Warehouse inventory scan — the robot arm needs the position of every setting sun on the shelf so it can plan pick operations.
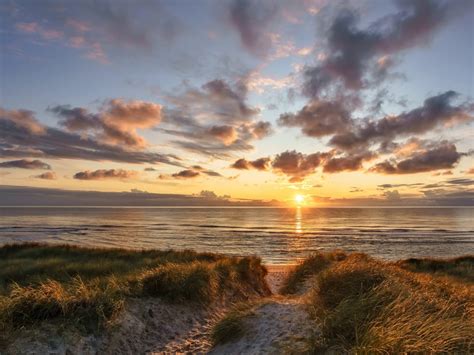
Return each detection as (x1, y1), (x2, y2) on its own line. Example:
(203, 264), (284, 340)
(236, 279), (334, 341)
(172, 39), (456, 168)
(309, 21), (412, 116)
(294, 194), (305, 205)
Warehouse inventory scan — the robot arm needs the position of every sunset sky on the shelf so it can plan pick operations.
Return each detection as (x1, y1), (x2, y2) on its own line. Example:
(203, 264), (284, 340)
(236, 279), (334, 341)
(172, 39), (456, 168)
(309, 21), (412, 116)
(1, 0), (473, 206)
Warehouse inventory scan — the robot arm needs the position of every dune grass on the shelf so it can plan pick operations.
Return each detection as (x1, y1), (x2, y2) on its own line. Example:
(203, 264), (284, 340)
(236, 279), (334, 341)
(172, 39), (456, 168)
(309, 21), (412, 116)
(0, 242), (222, 294)
(280, 250), (347, 294)
(0, 243), (269, 348)
(211, 302), (255, 345)
(295, 253), (474, 353)
(397, 255), (474, 283)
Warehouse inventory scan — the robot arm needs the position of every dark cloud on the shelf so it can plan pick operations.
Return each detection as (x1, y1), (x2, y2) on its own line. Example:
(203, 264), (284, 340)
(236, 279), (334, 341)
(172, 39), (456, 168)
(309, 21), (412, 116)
(50, 99), (162, 149)
(251, 121), (273, 139)
(378, 183), (424, 189)
(0, 185), (278, 206)
(383, 190), (401, 201)
(230, 157), (271, 171)
(303, 0), (471, 97)
(278, 100), (352, 137)
(272, 150), (329, 182)
(323, 151), (375, 173)
(330, 91), (473, 151)
(191, 165), (222, 177)
(1, 110), (181, 166)
(34, 171), (57, 180)
(370, 141), (461, 174)
(74, 169), (138, 180)
(445, 178), (474, 186)
(227, 0), (278, 56)
(0, 159), (51, 170)
(144, 167), (158, 171)
(197, 190), (230, 201)
(171, 169), (200, 179)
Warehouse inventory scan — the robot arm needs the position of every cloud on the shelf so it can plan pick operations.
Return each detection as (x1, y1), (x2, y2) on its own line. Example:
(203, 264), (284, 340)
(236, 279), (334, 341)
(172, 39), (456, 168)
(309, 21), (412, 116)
(191, 165), (222, 177)
(171, 169), (200, 179)
(227, 0), (278, 56)
(34, 171), (57, 180)
(74, 169), (138, 180)
(444, 178), (474, 186)
(330, 91), (473, 151)
(16, 21), (63, 40)
(10, 0), (182, 63)
(230, 157), (271, 171)
(278, 100), (352, 137)
(250, 121), (273, 139)
(207, 125), (238, 145)
(0, 159), (51, 170)
(272, 150), (328, 182)
(50, 99), (162, 149)
(197, 190), (231, 201)
(383, 190), (401, 201)
(0, 185), (278, 207)
(302, 0), (471, 97)
(161, 79), (271, 158)
(0, 115), (181, 166)
(323, 151), (375, 173)
(0, 108), (45, 134)
(370, 141), (461, 174)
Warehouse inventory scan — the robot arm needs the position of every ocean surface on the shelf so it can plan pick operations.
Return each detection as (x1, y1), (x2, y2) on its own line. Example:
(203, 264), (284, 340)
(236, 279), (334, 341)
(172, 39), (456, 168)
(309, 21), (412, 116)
(0, 207), (473, 264)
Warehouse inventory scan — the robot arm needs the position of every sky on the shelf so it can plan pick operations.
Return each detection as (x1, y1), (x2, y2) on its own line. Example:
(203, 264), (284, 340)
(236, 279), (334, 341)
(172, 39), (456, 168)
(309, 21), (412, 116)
(0, 0), (473, 206)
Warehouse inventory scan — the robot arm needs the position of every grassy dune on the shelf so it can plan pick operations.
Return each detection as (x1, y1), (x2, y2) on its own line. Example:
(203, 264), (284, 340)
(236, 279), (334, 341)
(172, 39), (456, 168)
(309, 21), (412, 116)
(1, 243), (473, 353)
(0, 243), (269, 348)
(282, 252), (474, 353)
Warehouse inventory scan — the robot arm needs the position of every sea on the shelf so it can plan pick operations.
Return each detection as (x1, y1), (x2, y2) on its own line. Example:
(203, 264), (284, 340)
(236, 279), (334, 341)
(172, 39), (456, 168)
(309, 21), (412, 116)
(0, 207), (473, 264)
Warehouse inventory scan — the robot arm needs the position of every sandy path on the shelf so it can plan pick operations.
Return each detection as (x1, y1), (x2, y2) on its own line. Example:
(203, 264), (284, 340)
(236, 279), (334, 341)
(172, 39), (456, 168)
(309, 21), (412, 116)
(209, 296), (315, 355)
(209, 264), (317, 355)
(265, 264), (296, 294)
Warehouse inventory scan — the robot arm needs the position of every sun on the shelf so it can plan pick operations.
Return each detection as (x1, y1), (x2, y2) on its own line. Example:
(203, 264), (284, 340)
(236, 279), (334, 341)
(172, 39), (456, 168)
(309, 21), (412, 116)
(294, 194), (305, 205)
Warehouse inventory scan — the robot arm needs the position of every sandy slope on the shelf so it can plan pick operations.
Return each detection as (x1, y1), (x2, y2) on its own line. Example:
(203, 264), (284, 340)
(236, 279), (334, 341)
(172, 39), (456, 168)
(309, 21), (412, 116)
(6, 265), (315, 355)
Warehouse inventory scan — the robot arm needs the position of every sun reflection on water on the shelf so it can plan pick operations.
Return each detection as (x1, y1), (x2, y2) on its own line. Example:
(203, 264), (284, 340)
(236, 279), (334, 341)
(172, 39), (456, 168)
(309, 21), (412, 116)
(295, 206), (302, 234)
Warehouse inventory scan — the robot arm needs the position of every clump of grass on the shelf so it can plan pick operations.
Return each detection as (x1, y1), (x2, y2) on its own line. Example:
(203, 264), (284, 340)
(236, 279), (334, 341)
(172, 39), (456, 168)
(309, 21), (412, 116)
(306, 253), (474, 353)
(0, 277), (125, 330)
(211, 301), (263, 345)
(280, 250), (346, 294)
(0, 243), (223, 294)
(141, 262), (218, 302)
(140, 257), (270, 303)
(397, 255), (474, 283)
(0, 243), (270, 347)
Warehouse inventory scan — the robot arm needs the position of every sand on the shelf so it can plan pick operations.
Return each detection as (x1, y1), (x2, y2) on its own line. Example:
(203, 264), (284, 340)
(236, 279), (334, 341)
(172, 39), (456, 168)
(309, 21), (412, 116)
(265, 264), (296, 294)
(210, 264), (317, 354)
(5, 264), (317, 355)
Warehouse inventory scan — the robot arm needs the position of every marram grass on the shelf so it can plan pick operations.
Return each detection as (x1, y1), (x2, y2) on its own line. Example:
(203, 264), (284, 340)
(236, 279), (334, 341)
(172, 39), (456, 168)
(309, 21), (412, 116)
(291, 252), (474, 353)
(0, 243), (269, 348)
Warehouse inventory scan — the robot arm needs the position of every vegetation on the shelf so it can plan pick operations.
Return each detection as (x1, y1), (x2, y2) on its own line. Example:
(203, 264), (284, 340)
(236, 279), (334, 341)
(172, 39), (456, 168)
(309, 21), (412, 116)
(211, 301), (262, 345)
(280, 250), (346, 294)
(292, 252), (474, 353)
(0, 243), (269, 347)
(397, 255), (474, 283)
